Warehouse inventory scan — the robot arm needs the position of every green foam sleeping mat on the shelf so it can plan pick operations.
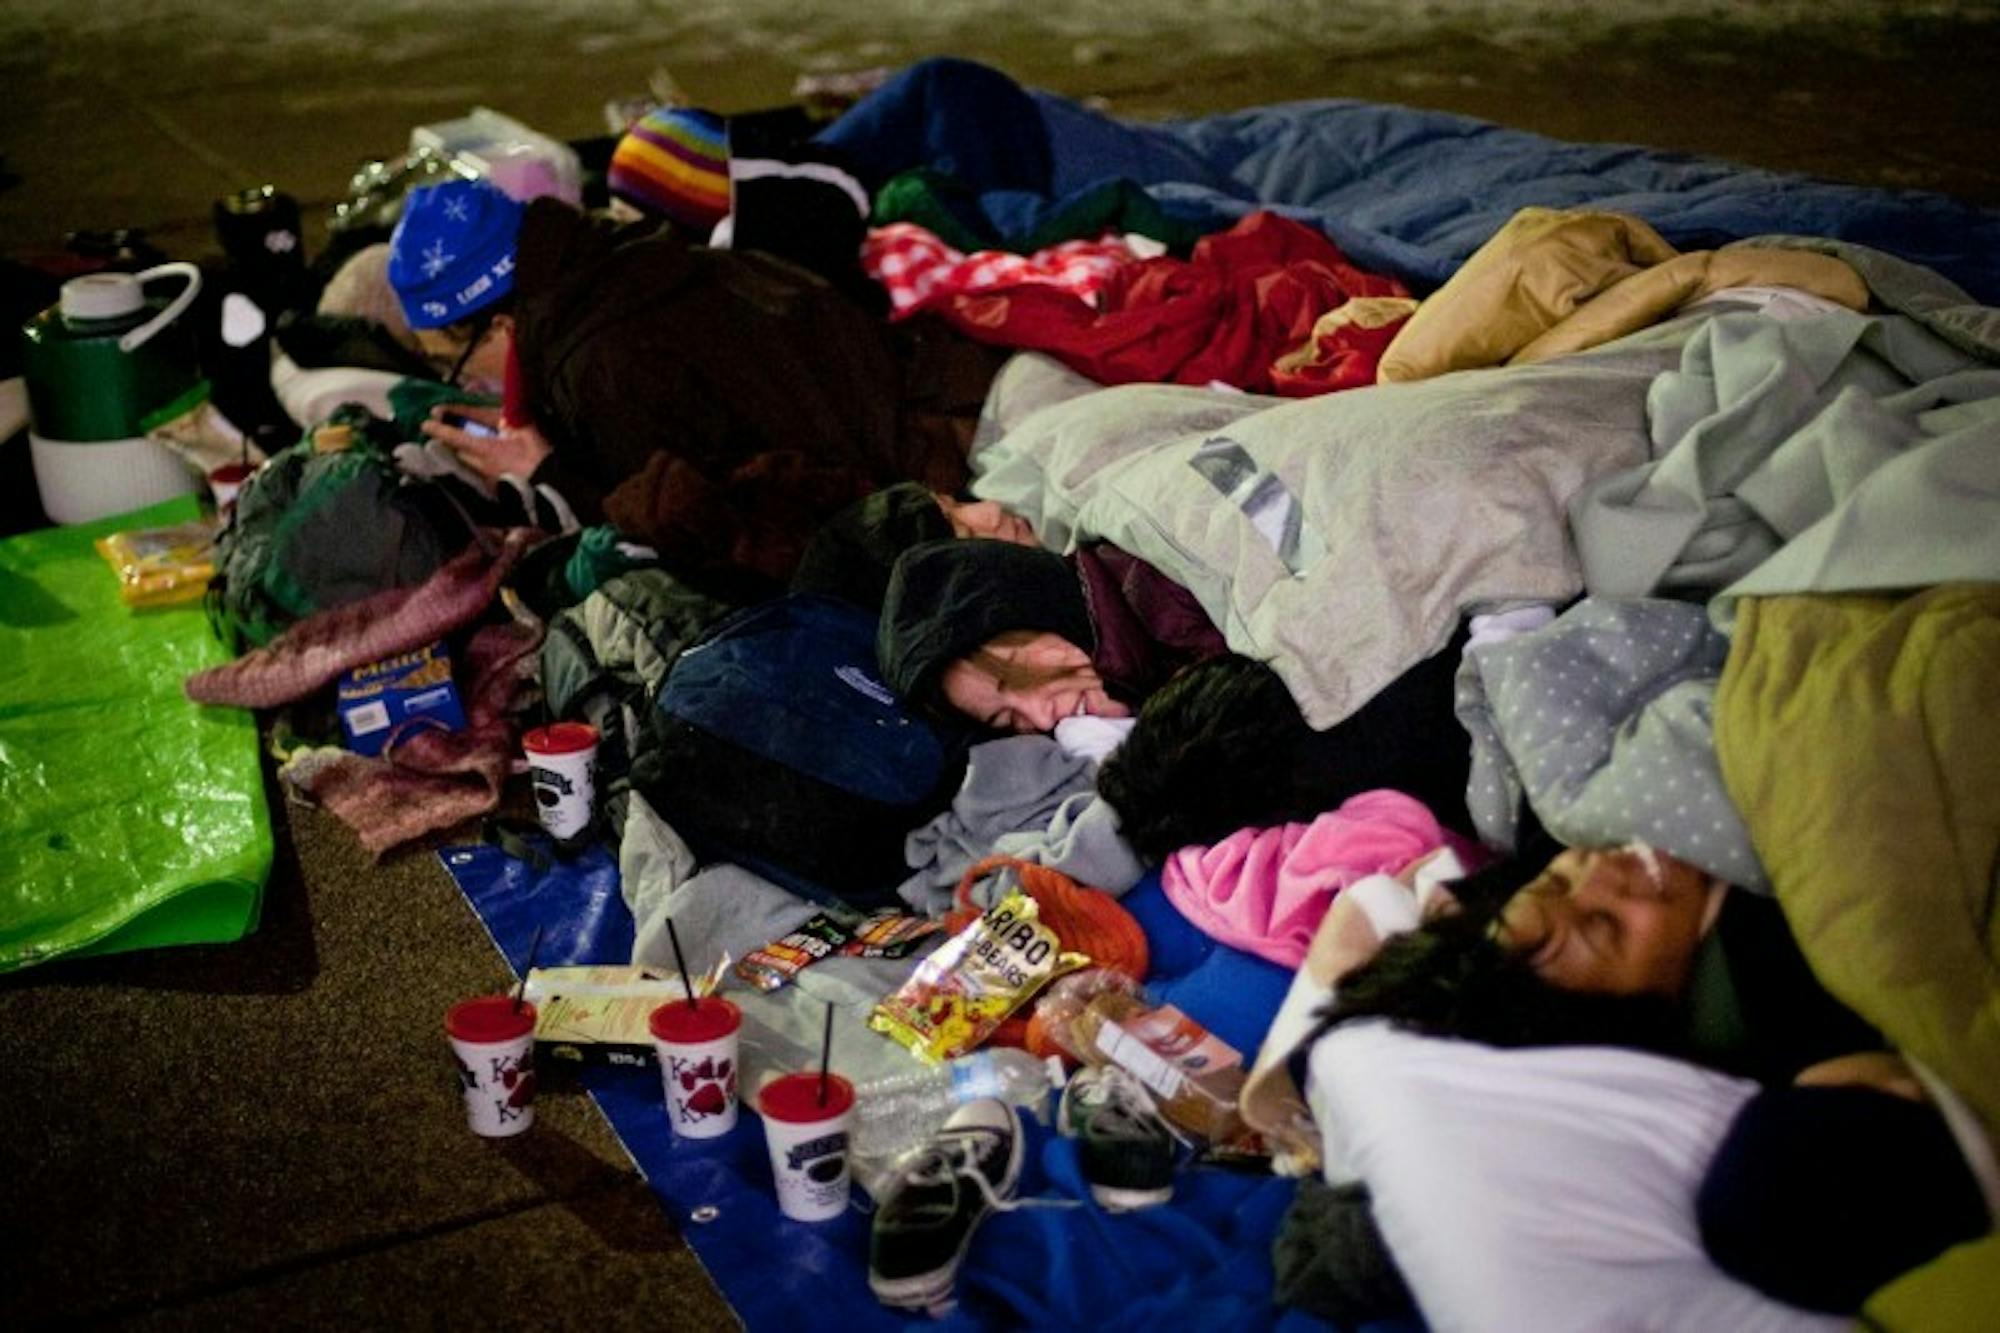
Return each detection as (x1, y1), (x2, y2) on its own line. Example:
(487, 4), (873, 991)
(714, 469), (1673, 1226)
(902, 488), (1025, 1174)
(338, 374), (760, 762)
(1, 496), (270, 971)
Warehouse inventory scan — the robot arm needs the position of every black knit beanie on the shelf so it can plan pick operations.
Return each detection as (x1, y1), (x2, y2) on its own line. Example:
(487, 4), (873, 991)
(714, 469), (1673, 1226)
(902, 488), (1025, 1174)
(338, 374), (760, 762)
(877, 539), (1093, 704)
(1697, 1084), (1990, 1313)
(789, 482), (954, 613)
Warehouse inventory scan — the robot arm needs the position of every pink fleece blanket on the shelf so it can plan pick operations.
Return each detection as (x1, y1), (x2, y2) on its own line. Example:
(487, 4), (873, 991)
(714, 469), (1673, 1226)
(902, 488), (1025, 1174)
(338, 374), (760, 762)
(184, 527), (543, 857)
(1160, 790), (1478, 967)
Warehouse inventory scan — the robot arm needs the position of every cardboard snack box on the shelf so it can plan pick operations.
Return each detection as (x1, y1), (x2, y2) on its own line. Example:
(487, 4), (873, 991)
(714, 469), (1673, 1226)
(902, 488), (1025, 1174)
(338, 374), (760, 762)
(522, 966), (690, 1072)
(336, 642), (466, 757)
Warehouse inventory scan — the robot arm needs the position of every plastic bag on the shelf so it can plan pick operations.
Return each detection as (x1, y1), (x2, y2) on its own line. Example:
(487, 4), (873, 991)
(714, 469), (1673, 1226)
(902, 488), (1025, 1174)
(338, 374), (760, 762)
(329, 147), (465, 236)
(1045, 985), (1259, 1149)
(1025, 965), (1141, 1064)
(93, 518), (221, 608)
(410, 107), (582, 205)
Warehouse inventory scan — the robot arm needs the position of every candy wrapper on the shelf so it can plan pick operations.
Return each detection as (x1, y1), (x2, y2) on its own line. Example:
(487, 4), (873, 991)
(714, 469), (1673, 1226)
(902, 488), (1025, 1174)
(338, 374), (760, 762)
(736, 911), (941, 992)
(847, 912), (940, 959)
(868, 890), (1085, 1063)
(93, 519), (221, 608)
(738, 914), (849, 991)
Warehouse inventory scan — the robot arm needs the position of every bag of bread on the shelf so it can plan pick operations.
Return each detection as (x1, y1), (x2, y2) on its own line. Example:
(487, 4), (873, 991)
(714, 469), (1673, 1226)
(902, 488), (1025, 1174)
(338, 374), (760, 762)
(1062, 989), (1256, 1148)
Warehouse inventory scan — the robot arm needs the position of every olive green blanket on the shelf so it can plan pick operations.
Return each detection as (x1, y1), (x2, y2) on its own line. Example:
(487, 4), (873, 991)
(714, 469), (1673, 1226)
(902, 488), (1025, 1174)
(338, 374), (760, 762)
(1715, 585), (2000, 1328)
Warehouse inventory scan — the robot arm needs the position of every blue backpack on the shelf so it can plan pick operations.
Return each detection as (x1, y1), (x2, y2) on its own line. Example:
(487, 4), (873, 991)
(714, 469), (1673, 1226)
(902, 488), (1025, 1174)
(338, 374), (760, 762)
(633, 594), (967, 906)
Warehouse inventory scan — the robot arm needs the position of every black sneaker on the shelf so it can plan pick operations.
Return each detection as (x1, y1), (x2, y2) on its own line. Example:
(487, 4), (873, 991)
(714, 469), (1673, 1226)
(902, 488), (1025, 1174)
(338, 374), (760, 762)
(1059, 1065), (1176, 1211)
(867, 1097), (1023, 1312)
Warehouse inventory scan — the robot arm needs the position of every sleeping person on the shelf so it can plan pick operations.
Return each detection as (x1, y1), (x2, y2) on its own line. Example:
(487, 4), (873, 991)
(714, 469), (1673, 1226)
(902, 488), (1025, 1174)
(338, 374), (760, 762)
(1096, 645), (1475, 861)
(1315, 835), (1878, 1081)
(876, 536), (1226, 734)
(1281, 838), (1995, 1317)
(874, 531), (1478, 853)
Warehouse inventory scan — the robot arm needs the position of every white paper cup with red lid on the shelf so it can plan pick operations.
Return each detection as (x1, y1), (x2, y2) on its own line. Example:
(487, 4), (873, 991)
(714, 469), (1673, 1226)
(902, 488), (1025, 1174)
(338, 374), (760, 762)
(757, 1071), (856, 1221)
(208, 462), (255, 511)
(445, 995), (538, 1137)
(649, 996), (743, 1139)
(522, 721), (597, 841)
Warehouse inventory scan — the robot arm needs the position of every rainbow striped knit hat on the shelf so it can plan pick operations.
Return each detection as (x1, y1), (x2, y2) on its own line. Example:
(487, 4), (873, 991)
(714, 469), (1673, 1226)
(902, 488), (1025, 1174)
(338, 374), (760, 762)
(607, 107), (730, 233)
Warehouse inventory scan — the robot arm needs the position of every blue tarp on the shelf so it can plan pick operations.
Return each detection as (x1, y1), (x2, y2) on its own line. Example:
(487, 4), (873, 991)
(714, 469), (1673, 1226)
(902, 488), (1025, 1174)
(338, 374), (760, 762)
(442, 840), (1362, 1332)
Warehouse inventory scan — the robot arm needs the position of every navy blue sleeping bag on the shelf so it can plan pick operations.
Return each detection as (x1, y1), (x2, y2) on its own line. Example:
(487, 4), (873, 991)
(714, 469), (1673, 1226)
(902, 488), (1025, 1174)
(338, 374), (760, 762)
(634, 594), (968, 907)
(819, 57), (2000, 303)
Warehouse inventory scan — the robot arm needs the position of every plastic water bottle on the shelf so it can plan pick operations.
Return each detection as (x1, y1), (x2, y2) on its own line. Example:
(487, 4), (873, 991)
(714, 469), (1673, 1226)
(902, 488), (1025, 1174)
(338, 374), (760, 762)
(850, 1048), (1063, 1194)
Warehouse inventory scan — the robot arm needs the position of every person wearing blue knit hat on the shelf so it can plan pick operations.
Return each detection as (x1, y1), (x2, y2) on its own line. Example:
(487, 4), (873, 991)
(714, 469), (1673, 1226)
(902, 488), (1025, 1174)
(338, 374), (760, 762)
(386, 173), (994, 591)
(386, 179), (553, 486)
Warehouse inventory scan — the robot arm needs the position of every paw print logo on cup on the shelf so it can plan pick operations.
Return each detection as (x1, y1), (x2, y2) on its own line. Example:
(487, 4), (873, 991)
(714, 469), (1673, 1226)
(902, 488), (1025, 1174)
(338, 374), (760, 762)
(649, 997), (742, 1140)
(672, 1052), (738, 1123)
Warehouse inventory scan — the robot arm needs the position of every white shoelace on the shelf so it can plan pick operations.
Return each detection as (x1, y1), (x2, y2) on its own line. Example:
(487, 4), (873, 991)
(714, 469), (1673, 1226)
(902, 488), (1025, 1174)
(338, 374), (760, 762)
(902, 1134), (1025, 1214)
(1078, 1069), (1171, 1141)
(897, 1132), (1079, 1213)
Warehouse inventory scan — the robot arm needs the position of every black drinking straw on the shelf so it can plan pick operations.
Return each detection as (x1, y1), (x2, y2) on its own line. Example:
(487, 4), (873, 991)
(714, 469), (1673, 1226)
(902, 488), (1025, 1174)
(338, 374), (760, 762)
(513, 924), (544, 1014)
(665, 917), (698, 1010)
(817, 999), (835, 1107)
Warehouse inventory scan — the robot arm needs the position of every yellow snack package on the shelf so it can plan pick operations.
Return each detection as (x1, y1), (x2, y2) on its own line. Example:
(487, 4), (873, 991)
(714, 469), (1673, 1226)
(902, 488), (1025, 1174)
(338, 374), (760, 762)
(93, 520), (220, 609)
(869, 889), (1085, 1064)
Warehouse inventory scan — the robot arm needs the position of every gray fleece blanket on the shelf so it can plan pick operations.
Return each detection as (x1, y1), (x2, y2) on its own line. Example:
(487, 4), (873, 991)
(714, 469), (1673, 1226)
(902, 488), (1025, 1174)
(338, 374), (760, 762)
(1570, 247), (2000, 607)
(897, 733), (1146, 913)
(972, 322), (1696, 728)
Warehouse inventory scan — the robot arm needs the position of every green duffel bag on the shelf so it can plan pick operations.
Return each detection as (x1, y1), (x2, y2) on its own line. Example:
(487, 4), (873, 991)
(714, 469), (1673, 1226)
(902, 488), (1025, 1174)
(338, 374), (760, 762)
(209, 405), (474, 648)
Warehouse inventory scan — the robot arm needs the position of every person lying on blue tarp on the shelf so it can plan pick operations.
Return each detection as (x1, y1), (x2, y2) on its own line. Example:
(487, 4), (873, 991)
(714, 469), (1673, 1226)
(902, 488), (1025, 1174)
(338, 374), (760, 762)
(1264, 837), (1993, 1321)
(1324, 837), (1881, 1083)
(875, 532), (1480, 866)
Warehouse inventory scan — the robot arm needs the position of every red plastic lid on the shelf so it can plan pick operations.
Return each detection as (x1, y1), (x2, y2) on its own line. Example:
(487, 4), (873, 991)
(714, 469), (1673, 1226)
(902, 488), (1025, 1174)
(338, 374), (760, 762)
(648, 996), (741, 1045)
(757, 1071), (855, 1123)
(209, 463), (255, 485)
(523, 722), (598, 756)
(445, 995), (537, 1043)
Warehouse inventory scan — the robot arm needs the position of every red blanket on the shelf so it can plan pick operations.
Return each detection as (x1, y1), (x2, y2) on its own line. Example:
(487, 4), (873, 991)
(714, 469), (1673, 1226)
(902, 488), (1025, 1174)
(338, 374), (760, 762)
(914, 211), (1409, 394)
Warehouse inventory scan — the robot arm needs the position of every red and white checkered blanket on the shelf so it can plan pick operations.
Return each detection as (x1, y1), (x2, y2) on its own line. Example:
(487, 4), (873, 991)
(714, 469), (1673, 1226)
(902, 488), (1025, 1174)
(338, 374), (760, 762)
(863, 222), (1143, 318)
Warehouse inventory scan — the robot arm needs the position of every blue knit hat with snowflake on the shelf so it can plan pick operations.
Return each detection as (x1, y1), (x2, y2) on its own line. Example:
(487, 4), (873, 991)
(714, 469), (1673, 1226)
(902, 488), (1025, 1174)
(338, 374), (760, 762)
(388, 179), (526, 330)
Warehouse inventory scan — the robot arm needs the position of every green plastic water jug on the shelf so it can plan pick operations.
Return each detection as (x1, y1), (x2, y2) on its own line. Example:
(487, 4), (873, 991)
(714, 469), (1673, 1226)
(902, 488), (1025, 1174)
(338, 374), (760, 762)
(20, 264), (205, 522)
(22, 264), (203, 440)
